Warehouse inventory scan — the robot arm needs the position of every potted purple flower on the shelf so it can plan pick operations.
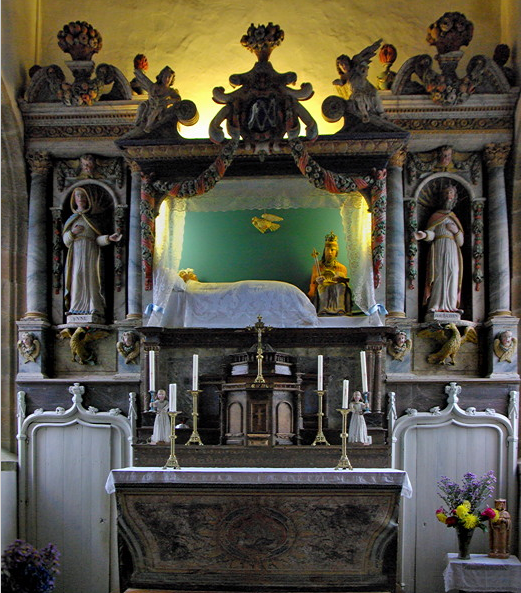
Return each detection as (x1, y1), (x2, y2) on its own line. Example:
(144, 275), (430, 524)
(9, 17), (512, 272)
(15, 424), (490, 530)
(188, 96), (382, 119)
(1, 539), (60, 593)
(435, 471), (498, 559)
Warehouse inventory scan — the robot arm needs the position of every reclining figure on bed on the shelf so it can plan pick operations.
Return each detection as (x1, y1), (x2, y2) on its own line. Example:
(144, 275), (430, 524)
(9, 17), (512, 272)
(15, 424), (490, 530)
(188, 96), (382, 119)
(153, 268), (320, 328)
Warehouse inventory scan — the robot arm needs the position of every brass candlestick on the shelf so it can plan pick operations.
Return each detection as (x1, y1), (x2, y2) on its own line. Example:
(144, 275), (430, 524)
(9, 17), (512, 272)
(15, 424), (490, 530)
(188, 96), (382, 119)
(311, 390), (330, 446)
(163, 411), (181, 470)
(335, 408), (353, 470)
(186, 389), (204, 445)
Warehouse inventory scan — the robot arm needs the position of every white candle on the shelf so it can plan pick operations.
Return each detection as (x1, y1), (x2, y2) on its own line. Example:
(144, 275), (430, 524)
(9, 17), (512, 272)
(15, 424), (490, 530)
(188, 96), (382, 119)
(317, 355), (323, 391)
(169, 383), (177, 412)
(360, 351), (368, 393)
(149, 350), (156, 392)
(342, 379), (349, 409)
(192, 354), (199, 391)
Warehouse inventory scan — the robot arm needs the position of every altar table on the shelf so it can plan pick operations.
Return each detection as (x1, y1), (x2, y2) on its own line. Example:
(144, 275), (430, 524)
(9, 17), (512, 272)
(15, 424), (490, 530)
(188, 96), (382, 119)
(107, 467), (411, 593)
(443, 553), (521, 592)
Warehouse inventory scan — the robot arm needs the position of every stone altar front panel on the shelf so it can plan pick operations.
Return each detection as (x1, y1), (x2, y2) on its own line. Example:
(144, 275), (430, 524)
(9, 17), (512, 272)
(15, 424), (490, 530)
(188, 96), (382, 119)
(109, 468), (410, 593)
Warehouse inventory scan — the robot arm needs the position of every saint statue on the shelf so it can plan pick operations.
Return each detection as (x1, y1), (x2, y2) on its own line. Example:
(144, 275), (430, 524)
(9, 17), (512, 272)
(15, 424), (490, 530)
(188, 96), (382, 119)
(488, 499), (511, 558)
(63, 187), (121, 322)
(414, 184), (464, 313)
(308, 232), (351, 316)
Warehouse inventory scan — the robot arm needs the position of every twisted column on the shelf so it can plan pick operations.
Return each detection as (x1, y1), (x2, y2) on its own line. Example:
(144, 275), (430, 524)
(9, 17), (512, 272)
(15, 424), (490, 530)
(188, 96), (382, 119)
(484, 143), (511, 317)
(386, 148), (407, 317)
(24, 152), (52, 319)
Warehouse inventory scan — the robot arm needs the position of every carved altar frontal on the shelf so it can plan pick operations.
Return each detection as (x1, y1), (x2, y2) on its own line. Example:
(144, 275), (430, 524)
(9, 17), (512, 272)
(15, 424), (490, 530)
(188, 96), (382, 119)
(111, 468), (407, 592)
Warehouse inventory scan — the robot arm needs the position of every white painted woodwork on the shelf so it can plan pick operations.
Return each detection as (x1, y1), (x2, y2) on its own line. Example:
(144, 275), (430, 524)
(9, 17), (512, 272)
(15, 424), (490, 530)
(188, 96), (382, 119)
(18, 386), (133, 593)
(391, 384), (518, 593)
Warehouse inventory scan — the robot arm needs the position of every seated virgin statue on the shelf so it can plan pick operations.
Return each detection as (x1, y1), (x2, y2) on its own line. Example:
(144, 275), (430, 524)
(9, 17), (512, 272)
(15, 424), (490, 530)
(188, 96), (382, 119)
(308, 232), (352, 316)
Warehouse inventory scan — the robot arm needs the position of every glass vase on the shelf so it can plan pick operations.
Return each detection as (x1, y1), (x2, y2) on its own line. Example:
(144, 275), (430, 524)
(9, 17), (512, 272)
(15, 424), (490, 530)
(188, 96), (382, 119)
(456, 525), (474, 559)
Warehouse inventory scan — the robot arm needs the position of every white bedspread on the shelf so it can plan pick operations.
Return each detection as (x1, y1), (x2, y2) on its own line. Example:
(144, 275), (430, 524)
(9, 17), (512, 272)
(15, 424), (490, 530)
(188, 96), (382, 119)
(159, 279), (319, 328)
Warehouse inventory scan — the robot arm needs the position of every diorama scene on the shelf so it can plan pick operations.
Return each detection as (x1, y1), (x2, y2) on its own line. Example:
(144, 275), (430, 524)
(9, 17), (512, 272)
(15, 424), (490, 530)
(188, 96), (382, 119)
(1, 1), (520, 592)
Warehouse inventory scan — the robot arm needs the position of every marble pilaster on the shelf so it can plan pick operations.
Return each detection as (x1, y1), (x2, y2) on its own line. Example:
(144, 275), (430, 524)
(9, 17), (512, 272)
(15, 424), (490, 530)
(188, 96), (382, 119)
(16, 319), (51, 379)
(24, 152), (52, 320)
(386, 149), (407, 318)
(484, 143), (511, 317)
(127, 161), (143, 320)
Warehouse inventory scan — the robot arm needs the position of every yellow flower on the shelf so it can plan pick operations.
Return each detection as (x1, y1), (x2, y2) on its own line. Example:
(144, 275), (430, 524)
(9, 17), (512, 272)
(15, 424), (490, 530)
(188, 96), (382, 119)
(463, 514), (479, 529)
(456, 504), (469, 519)
(436, 512), (447, 523)
(491, 509), (500, 523)
(463, 500), (471, 510)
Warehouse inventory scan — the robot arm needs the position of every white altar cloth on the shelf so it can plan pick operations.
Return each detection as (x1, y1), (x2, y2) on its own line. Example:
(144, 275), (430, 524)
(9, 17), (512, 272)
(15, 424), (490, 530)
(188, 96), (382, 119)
(444, 553), (521, 592)
(105, 467), (412, 498)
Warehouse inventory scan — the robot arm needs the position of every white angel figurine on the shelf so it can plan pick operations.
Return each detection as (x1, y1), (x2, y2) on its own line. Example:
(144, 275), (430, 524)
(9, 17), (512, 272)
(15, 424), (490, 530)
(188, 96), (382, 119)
(348, 391), (371, 445)
(150, 389), (170, 444)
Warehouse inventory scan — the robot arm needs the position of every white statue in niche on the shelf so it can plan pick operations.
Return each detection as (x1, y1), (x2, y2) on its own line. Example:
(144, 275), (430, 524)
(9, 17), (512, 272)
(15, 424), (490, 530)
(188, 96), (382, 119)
(348, 391), (371, 445)
(150, 389), (170, 444)
(63, 187), (121, 322)
(414, 184), (464, 313)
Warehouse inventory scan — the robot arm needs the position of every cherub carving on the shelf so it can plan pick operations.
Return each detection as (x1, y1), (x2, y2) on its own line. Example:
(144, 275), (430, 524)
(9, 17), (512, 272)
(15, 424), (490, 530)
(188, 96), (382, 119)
(17, 332), (41, 363)
(117, 331), (140, 364)
(418, 323), (478, 365)
(493, 330), (517, 363)
(59, 326), (109, 365)
(333, 39), (386, 122)
(387, 331), (412, 361)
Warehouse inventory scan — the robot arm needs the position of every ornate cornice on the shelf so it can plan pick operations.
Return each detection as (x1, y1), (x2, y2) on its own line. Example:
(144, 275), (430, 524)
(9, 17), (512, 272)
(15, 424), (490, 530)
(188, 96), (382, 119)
(484, 143), (511, 168)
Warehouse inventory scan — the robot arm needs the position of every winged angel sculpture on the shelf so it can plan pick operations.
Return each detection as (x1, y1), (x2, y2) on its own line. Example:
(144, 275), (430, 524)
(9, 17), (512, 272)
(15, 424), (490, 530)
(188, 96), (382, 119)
(418, 323), (477, 365)
(209, 23), (318, 156)
(332, 39), (386, 122)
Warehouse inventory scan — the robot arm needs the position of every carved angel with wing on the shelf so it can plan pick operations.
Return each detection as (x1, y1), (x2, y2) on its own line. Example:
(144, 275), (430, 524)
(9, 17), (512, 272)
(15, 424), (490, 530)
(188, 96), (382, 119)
(333, 39), (386, 122)
(493, 330), (517, 363)
(418, 322), (477, 365)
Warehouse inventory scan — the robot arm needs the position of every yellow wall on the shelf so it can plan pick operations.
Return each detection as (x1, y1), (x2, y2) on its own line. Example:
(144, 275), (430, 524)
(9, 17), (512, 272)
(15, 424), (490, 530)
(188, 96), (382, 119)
(27, 0), (506, 138)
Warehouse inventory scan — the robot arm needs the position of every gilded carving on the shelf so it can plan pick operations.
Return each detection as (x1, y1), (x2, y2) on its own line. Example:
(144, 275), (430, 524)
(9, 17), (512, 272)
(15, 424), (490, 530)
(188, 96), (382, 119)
(56, 154), (124, 191)
(26, 151), (52, 175)
(484, 143), (511, 168)
(417, 323), (478, 365)
(59, 326), (110, 365)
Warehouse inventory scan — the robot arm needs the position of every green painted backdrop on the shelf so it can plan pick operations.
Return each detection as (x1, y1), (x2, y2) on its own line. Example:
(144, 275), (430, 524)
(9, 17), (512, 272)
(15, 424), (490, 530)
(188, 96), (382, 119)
(179, 208), (347, 293)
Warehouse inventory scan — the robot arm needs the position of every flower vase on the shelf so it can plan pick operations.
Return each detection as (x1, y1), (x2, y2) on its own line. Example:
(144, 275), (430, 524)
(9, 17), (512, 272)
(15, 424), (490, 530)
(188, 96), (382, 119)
(456, 526), (474, 559)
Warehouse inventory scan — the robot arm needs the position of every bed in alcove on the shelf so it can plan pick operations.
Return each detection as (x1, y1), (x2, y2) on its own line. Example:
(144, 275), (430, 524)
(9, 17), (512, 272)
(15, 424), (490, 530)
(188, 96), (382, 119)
(146, 176), (384, 328)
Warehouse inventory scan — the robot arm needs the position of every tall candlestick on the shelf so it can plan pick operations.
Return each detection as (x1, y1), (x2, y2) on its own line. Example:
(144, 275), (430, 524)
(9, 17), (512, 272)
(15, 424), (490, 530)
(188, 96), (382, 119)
(192, 354), (199, 391)
(342, 379), (349, 409)
(317, 355), (323, 391)
(360, 351), (368, 393)
(149, 350), (156, 392)
(169, 383), (177, 412)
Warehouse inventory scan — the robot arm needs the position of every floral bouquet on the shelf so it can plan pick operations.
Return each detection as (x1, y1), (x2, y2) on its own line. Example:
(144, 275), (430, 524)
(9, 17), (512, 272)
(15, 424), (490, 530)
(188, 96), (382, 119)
(435, 471), (498, 558)
(435, 470), (498, 530)
(1, 539), (60, 593)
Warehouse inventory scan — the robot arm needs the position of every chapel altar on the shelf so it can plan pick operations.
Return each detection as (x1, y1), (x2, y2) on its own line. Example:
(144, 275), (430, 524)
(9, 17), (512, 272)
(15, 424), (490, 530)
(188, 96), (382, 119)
(12, 11), (519, 593)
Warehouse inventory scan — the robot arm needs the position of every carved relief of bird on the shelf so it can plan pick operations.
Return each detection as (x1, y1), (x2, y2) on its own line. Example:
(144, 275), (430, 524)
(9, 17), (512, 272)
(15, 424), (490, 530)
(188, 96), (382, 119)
(418, 323), (478, 365)
(59, 326), (109, 365)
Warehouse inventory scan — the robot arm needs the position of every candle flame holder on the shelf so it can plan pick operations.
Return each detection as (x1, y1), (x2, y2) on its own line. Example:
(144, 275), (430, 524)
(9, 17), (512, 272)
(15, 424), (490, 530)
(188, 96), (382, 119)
(163, 411), (181, 469)
(311, 390), (330, 446)
(335, 408), (353, 470)
(186, 390), (204, 445)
